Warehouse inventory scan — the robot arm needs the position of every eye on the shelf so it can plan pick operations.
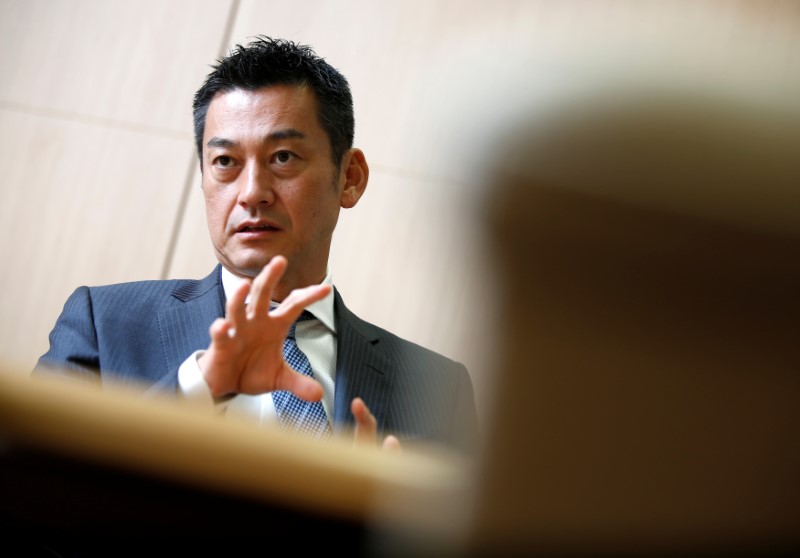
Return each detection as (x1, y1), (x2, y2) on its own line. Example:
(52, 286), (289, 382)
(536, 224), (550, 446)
(274, 151), (296, 164)
(214, 155), (235, 167)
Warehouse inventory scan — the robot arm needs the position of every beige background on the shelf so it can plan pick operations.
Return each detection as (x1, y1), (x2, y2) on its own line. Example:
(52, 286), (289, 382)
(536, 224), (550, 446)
(1, 0), (798, 426)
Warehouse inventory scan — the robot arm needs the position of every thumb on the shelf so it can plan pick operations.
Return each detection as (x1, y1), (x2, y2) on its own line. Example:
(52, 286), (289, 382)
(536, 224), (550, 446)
(276, 365), (323, 401)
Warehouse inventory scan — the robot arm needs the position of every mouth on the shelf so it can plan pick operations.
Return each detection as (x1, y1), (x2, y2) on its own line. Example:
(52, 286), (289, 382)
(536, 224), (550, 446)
(235, 220), (282, 236)
(238, 224), (279, 232)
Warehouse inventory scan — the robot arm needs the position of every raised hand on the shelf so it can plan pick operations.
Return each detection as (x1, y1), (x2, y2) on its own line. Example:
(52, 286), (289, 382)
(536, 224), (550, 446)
(351, 396), (402, 452)
(198, 255), (331, 400)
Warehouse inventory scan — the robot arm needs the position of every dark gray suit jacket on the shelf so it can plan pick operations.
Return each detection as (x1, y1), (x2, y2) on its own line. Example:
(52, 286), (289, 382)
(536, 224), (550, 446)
(35, 266), (479, 455)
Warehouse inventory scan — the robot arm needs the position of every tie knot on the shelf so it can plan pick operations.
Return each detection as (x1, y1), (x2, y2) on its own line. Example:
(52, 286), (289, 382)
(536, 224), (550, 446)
(287, 310), (315, 339)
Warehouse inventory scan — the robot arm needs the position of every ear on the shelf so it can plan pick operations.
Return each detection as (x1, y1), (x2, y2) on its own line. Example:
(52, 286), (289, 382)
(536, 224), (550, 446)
(339, 148), (369, 208)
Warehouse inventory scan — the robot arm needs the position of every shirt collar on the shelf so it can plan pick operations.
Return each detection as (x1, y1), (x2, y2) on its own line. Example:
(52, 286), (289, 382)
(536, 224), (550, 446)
(220, 265), (336, 334)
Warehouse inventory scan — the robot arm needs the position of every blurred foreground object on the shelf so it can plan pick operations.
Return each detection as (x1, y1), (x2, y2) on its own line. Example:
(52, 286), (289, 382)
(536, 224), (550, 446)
(0, 367), (470, 556)
(464, 55), (800, 556)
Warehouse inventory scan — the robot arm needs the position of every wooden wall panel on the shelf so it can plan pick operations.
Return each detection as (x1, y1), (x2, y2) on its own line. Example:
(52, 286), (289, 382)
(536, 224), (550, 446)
(0, 0), (235, 370)
(0, 0), (233, 133)
(0, 111), (191, 370)
(166, 164), (219, 280)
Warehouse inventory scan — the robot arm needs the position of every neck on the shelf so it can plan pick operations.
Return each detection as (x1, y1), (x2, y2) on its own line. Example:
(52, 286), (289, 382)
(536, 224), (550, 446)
(222, 262), (328, 302)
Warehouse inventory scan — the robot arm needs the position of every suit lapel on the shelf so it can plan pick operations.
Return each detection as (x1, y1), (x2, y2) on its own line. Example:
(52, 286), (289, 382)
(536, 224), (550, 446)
(332, 290), (395, 437)
(156, 266), (226, 375)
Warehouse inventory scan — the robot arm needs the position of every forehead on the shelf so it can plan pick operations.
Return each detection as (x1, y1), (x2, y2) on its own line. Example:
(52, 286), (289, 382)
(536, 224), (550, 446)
(203, 84), (324, 142)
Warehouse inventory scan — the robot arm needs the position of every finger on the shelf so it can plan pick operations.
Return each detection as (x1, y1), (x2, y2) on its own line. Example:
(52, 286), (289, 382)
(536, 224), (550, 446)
(274, 364), (324, 401)
(270, 283), (332, 322)
(227, 280), (250, 325)
(382, 435), (402, 453)
(351, 397), (377, 446)
(209, 317), (233, 345)
(203, 318), (234, 396)
(249, 255), (287, 319)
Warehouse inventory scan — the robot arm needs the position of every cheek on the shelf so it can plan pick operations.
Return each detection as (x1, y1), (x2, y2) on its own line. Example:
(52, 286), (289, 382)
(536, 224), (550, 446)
(311, 200), (342, 237)
(203, 189), (234, 232)
(298, 193), (336, 230)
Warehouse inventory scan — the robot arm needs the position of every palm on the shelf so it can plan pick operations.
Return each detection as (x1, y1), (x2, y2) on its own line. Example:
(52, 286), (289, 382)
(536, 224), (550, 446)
(199, 256), (329, 401)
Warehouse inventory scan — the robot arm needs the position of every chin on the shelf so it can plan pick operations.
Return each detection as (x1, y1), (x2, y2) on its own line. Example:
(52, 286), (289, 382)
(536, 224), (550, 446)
(221, 256), (271, 278)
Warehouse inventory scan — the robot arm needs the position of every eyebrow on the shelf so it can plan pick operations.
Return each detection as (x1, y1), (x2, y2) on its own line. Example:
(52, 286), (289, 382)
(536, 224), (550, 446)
(206, 129), (306, 150)
(206, 137), (237, 149)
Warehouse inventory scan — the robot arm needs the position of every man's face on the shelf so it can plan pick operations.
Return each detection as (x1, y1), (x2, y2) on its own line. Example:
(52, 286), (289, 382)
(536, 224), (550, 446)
(201, 85), (349, 296)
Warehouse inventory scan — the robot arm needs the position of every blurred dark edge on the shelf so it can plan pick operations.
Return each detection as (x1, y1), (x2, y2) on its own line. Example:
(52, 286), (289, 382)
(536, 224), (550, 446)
(0, 439), (369, 558)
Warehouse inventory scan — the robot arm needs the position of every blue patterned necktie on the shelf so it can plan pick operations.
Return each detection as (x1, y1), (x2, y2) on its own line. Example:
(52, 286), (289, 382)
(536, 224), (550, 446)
(273, 312), (331, 439)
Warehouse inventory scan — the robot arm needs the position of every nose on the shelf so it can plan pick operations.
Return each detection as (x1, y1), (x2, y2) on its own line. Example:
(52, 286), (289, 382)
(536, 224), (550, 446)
(237, 160), (275, 209)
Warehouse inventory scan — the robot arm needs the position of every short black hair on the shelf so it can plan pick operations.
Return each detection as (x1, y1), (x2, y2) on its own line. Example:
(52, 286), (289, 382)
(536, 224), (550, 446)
(192, 36), (354, 169)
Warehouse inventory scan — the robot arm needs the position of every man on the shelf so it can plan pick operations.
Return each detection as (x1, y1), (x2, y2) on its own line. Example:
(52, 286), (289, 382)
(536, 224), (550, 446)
(35, 36), (479, 456)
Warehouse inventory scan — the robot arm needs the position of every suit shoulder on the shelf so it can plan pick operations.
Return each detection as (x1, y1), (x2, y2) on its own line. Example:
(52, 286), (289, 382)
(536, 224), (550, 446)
(87, 277), (185, 294)
(81, 272), (218, 311)
(335, 292), (466, 370)
(86, 279), (182, 301)
(367, 321), (466, 371)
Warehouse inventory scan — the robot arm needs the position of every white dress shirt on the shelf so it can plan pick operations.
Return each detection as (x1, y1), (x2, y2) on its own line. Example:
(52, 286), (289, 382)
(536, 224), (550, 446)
(177, 267), (337, 426)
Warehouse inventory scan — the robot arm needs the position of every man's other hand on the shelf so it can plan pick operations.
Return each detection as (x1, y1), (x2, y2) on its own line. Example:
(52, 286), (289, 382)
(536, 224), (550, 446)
(351, 396), (402, 452)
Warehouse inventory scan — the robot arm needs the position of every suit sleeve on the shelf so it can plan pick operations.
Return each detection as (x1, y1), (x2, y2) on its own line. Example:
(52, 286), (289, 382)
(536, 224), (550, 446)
(33, 286), (101, 382)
